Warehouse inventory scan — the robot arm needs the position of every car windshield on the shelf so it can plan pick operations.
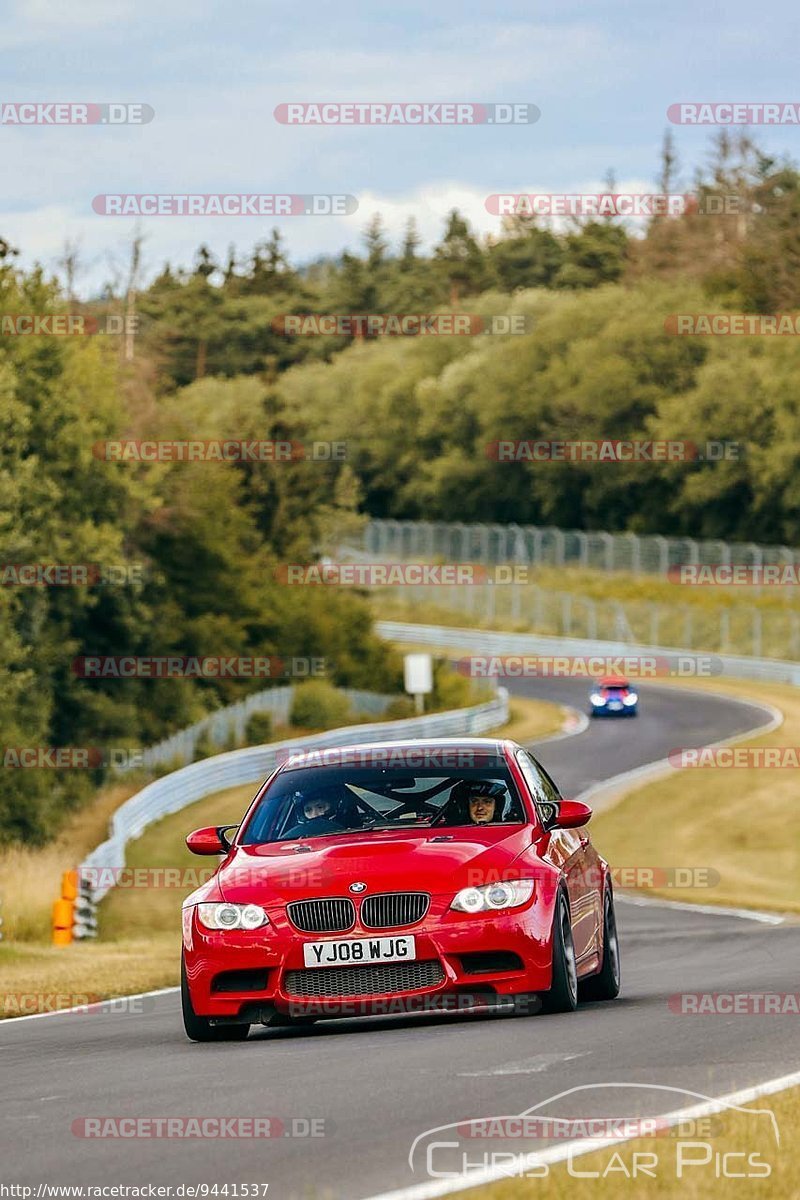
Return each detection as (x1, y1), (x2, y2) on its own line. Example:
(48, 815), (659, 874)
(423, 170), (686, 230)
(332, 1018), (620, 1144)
(240, 759), (526, 845)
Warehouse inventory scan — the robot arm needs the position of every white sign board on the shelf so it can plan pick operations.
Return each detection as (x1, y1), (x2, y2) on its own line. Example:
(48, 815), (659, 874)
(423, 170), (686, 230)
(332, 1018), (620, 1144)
(403, 653), (433, 696)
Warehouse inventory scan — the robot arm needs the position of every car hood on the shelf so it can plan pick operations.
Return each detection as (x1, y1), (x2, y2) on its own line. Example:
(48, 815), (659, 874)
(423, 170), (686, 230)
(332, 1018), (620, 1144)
(217, 826), (532, 903)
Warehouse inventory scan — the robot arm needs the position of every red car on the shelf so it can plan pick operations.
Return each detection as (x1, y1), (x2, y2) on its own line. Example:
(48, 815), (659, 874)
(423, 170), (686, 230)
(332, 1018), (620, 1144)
(180, 737), (620, 1041)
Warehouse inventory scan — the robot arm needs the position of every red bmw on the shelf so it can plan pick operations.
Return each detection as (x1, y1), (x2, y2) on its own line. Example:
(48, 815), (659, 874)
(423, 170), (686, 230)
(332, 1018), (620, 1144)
(180, 738), (620, 1041)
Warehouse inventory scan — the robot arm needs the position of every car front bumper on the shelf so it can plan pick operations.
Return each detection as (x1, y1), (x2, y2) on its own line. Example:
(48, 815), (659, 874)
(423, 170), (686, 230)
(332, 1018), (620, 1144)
(183, 900), (554, 1022)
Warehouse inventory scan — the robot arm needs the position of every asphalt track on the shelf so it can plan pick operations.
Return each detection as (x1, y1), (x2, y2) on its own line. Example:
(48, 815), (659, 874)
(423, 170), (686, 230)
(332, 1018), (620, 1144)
(3, 677), (797, 1199)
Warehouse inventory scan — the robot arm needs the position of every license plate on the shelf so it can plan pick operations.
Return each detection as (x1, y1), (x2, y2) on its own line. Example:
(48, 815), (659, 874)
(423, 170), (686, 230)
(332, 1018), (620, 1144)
(608, 701), (622, 709)
(303, 935), (416, 968)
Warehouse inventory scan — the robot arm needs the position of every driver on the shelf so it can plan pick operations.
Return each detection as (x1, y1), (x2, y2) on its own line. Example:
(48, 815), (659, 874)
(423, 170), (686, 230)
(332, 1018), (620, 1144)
(443, 780), (507, 826)
(468, 783), (502, 825)
(283, 790), (343, 839)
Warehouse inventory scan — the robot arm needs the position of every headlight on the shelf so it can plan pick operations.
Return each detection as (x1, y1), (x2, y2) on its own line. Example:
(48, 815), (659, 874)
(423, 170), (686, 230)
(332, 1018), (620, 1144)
(196, 902), (269, 931)
(451, 880), (534, 913)
(623, 693), (638, 706)
(590, 693), (604, 705)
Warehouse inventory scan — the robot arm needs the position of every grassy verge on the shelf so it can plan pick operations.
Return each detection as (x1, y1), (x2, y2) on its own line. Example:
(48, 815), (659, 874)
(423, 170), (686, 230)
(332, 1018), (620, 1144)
(591, 676), (799, 914)
(0, 779), (145, 943)
(460, 1084), (799, 1200)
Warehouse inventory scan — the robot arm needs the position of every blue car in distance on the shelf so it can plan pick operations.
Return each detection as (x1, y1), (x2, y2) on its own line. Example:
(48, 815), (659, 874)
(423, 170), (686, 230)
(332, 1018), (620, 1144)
(589, 676), (639, 718)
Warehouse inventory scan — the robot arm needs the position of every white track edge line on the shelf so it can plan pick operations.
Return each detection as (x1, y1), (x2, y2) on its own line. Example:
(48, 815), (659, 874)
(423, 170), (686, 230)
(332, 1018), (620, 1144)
(361, 1069), (800, 1200)
(0, 986), (180, 1024)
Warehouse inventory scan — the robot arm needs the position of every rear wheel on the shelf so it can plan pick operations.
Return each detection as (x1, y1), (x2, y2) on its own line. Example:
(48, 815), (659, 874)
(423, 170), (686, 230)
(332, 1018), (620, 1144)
(540, 893), (578, 1013)
(181, 957), (250, 1042)
(580, 889), (621, 1002)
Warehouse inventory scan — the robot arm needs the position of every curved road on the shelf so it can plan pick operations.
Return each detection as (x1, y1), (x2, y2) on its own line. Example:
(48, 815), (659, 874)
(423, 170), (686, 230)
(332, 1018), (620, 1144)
(3, 679), (797, 1198)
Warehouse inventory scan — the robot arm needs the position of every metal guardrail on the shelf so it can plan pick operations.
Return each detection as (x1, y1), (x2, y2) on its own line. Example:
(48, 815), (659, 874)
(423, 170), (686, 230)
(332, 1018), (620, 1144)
(375, 621), (800, 688)
(79, 689), (509, 903)
(120, 686), (396, 772)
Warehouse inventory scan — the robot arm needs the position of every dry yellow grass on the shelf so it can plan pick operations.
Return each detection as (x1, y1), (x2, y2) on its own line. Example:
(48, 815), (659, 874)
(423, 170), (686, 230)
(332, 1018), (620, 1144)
(0, 935), (178, 1013)
(462, 1084), (800, 1200)
(591, 676), (800, 912)
(0, 780), (142, 942)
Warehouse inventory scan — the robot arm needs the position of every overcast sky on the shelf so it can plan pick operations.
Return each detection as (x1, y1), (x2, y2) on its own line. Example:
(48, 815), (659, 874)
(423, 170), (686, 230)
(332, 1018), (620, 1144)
(3, 0), (799, 294)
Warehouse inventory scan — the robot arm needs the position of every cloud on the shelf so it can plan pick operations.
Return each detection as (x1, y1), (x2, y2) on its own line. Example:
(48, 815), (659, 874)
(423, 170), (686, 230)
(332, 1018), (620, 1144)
(2, 175), (658, 297)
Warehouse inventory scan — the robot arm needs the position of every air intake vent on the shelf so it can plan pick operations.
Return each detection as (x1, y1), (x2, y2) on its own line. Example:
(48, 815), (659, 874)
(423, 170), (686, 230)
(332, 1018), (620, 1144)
(361, 892), (430, 929)
(287, 898), (355, 933)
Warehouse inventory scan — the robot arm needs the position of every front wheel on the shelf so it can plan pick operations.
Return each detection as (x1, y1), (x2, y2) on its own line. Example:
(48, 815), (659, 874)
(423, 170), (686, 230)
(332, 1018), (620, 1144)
(181, 957), (250, 1042)
(540, 893), (578, 1013)
(580, 889), (621, 1002)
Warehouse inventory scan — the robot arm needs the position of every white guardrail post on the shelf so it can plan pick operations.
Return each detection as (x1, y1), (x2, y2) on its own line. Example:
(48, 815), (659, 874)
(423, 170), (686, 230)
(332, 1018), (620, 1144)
(78, 689), (509, 905)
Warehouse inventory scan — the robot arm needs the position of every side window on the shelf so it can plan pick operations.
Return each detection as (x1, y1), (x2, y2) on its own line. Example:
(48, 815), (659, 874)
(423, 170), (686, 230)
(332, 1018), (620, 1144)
(536, 760), (563, 806)
(516, 750), (560, 827)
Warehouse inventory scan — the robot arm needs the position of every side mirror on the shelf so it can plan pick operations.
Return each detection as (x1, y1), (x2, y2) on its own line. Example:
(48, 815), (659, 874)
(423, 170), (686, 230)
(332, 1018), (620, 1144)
(552, 800), (592, 830)
(186, 825), (237, 855)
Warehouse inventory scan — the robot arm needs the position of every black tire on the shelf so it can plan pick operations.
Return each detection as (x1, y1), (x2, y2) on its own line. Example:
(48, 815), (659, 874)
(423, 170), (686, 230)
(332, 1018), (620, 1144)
(580, 888), (621, 1002)
(181, 957), (250, 1042)
(540, 892), (578, 1013)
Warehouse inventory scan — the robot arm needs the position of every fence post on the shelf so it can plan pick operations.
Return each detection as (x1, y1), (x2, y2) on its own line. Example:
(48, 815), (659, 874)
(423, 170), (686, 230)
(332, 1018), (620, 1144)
(653, 535), (669, 576)
(627, 532), (641, 574)
(752, 608), (762, 658)
(533, 587), (544, 630)
(720, 608), (730, 652)
(598, 531), (613, 572)
(586, 597), (597, 639)
(683, 608), (694, 648)
(511, 582), (521, 622)
(576, 531), (588, 569)
(649, 605), (660, 645)
(561, 593), (572, 635)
